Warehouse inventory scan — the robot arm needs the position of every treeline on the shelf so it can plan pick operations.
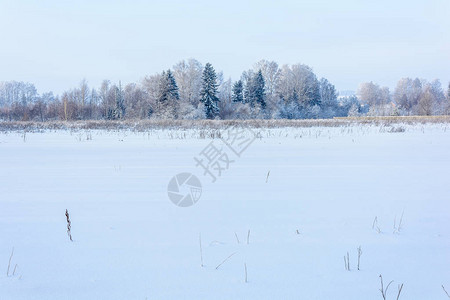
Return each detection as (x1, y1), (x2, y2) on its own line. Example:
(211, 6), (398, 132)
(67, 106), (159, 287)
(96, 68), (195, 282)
(356, 78), (450, 116)
(0, 59), (449, 121)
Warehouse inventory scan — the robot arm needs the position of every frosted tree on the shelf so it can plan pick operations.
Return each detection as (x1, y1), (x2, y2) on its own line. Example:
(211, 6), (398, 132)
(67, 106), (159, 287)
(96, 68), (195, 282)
(291, 64), (320, 107)
(155, 70), (180, 118)
(253, 60), (280, 98)
(253, 60), (280, 115)
(276, 64), (320, 118)
(243, 70), (266, 111)
(0, 81), (38, 120)
(34, 91), (55, 122)
(253, 70), (266, 109)
(77, 79), (90, 119)
(60, 90), (79, 120)
(123, 83), (147, 119)
(112, 82), (126, 119)
(141, 73), (162, 118)
(444, 82), (450, 113)
(445, 82), (450, 114)
(447, 82), (450, 100)
(339, 95), (362, 117)
(172, 59), (203, 118)
(348, 103), (360, 117)
(241, 69), (254, 104)
(89, 88), (99, 119)
(417, 80), (445, 115)
(98, 80), (111, 119)
(429, 79), (445, 107)
(0, 81), (21, 120)
(99, 81), (125, 120)
(158, 70), (179, 103)
(278, 95), (300, 119)
(173, 59), (203, 104)
(394, 78), (422, 114)
(394, 78), (413, 113)
(200, 63), (220, 119)
(278, 64), (320, 106)
(231, 77), (252, 119)
(429, 79), (446, 114)
(319, 78), (338, 118)
(232, 80), (244, 102)
(218, 78), (235, 119)
(357, 82), (390, 114)
(358, 82), (380, 107)
(42, 91), (60, 120)
(417, 85), (435, 115)
(394, 78), (445, 115)
(429, 79), (445, 101)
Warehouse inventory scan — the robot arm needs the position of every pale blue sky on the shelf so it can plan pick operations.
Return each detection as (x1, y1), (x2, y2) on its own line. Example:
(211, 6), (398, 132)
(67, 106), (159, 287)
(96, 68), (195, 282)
(0, 0), (449, 95)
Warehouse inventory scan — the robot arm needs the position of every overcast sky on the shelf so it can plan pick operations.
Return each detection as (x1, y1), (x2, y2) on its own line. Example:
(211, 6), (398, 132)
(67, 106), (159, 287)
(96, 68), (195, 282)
(0, 0), (449, 95)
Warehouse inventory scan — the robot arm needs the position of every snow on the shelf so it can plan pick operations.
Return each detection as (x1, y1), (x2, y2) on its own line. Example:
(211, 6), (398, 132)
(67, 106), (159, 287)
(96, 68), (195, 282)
(1, 124), (449, 299)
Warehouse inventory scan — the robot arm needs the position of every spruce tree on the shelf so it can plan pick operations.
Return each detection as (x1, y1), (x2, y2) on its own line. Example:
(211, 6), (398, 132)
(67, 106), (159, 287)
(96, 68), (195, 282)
(245, 70), (266, 109)
(158, 70), (179, 103)
(200, 63), (219, 119)
(156, 69), (179, 118)
(166, 69), (179, 101)
(232, 80), (244, 102)
(253, 70), (266, 109)
(113, 82), (125, 119)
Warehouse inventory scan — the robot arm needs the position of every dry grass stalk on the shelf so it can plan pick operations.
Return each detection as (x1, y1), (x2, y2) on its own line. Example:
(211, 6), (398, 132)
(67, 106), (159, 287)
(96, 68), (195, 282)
(6, 247), (14, 277)
(215, 252), (236, 270)
(244, 263), (248, 283)
(379, 275), (394, 300)
(199, 233), (204, 267)
(357, 246), (362, 270)
(443, 285), (450, 298)
(65, 209), (73, 242)
(396, 283), (404, 300)
(344, 252), (350, 271)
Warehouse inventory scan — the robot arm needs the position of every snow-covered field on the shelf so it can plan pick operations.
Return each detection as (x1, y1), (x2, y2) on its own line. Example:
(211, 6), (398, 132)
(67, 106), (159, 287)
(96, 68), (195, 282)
(1, 124), (449, 299)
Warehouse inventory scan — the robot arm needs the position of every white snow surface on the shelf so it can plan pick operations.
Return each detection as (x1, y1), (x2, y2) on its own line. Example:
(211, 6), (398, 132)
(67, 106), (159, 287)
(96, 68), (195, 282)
(0, 124), (449, 299)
